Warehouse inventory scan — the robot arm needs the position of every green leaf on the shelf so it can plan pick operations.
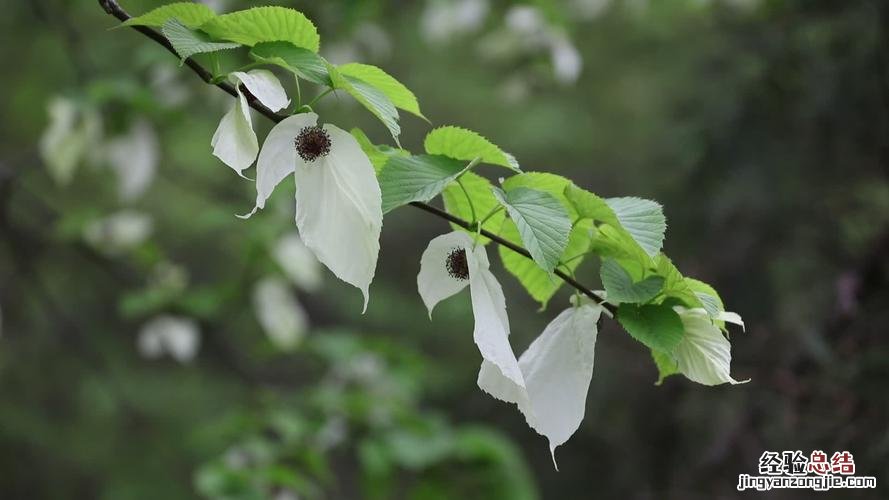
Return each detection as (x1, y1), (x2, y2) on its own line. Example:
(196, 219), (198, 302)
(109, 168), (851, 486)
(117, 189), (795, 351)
(503, 172), (574, 213)
(350, 128), (407, 173)
(379, 155), (469, 214)
(337, 63), (424, 119)
(564, 183), (615, 223)
(161, 18), (239, 64)
(617, 303), (684, 353)
(441, 172), (505, 245)
(499, 219), (592, 307)
(493, 187), (571, 274)
(201, 6), (320, 52)
(250, 42), (329, 85)
(329, 65), (401, 143)
(122, 2), (215, 29)
(654, 255), (704, 308)
(651, 349), (680, 385)
(605, 197), (666, 257)
(424, 126), (520, 171)
(599, 259), (665, 304)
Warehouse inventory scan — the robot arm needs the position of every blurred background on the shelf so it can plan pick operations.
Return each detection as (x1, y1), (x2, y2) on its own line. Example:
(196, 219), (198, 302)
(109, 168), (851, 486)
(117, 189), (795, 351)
(1, 0), (888, 498)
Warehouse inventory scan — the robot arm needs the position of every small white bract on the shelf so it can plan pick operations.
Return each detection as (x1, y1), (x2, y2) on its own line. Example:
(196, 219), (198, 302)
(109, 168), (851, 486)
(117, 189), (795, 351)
(137, 315), (201, 363)
(252, 277), (308, 351)
(241, 113), (383, 312)
(211, 70), (289, 176)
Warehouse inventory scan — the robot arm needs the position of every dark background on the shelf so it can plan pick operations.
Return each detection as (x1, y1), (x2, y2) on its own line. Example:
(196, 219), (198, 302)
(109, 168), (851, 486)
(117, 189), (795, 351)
(1, 0), (887, 498)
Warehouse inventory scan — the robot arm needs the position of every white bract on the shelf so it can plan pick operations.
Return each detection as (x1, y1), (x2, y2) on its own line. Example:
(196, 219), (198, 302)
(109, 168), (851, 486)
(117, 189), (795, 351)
(252, 277), (308, 351)
(83, 210), (153, 255)
(39, 97), (103, 185)
(211, 70), (289, 176)
(242, 113), (383, 311)
(672, 307), (748, 386)
(479, 296), (603, 468)
(273, 232), (323, 292)
(137, 315), (201, 363)
(105, 119), (159, 201)
(417, 231), (527, 419)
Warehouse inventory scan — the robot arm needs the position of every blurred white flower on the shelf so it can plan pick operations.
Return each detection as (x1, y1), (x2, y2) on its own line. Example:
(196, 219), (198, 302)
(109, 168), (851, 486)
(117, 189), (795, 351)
(273, 490), (300, 500)
(314, 416), (347, 450)
(241, 113), (382, 312)
(138, 315), (201, 363)
(548, 33), (583, 84)
(354, 22), (393, 61)
(322, 41), (360, 66)
(252, 277), (308, 351)
(83, 210), (153, 254)
(211, 70), (289, 176)
(149, 64), (190, 107)
(571, 0), (611, 19)
(149, 261), (190, 292)
(505, 5), (546, 36)
(39, 97), (103, 185)
(104, 120), (159, 202)
(273, 232), (322, 292)
(421, 0), (490, 44)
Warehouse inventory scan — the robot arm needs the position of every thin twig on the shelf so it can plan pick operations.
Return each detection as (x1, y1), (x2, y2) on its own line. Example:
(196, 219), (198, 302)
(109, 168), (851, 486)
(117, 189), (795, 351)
(97, 0), (616, 315)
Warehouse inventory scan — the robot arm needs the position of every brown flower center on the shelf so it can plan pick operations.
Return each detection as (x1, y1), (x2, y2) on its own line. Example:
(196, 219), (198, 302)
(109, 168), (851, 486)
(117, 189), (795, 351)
(445, 248), (469, 280)
(294, 126), (332, 162)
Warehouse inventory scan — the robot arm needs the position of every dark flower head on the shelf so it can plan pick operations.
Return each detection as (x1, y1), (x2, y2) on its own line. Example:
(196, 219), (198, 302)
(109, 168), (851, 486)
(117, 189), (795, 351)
(445, 248), (469, 280)
(294, 126), (332, 162)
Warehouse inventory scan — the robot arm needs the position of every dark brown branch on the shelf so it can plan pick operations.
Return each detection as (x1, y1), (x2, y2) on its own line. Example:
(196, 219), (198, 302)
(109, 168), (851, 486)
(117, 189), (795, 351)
(97, 0), (615, 315)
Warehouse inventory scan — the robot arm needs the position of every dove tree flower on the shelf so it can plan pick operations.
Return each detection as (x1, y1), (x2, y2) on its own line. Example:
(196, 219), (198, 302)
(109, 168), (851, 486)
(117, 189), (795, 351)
(137, 315), (201, 363)
(671, 307), (748, 386)
(478, 297), (604, 467)
(417, 231), (526, 409)
(242, 113), (383, 311)
(211, 70), (289, 175)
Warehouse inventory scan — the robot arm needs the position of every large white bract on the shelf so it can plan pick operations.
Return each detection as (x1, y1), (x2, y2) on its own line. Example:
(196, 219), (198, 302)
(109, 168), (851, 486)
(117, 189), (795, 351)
(242, 113), (383, 312)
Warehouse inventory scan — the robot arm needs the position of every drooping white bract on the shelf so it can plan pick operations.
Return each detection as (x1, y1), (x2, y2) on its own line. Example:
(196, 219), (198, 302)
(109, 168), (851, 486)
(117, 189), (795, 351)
(252, 276), (308, 351)
(479, 296), (603, 468)
(105, 119), (159, 201)
(672, 307), (748, 386)
(211, 70), (289, 176)
(242, 113), (383, 312)
(273, 232), (323, 292)
(417, 231), (527, 415)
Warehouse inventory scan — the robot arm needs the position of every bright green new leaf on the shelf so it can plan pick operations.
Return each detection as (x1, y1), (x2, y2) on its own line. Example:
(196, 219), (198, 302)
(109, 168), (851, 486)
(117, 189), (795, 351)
(379, 155), (469, 213)
(564, 183), (615, 223)
(424, 126), (520, 171)
(617, 303), (684, 353)
(503, 172), (575, 214)
(338, 63), (425, 119)
(655, 255), (704, 308)
(350, 128), (407, 173)
(600, 259), (665, 304)
(651, 349), (680, 385)
(606, 197), (666, 257)
(122, 2), (216, 29)
(330, 65), (401, 143)
(201, 7), (320, 52)
(493, 187), (571, 274)
(499, 219), (593, 307)
(162, 19), (239, 64)
(441, 172), (505, 245)
(250, 42), (329, 85)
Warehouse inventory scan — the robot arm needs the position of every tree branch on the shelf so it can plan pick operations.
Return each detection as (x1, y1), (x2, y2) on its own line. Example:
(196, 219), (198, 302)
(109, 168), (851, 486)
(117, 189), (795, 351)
(97, 0), (615, 315)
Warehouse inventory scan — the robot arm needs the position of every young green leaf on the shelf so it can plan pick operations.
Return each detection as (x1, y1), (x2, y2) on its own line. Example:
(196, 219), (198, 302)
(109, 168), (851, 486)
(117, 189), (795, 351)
(378, 155), (470, 213)
(498, 219), (593, 307)
(250, 42), (329, 85)
(617, 303), (684, 353)
(503, 172), (575, 215)
(201, 7), (320, 52)
(564, 183), (615, 223)
(651, 349), (680, 385)
(122, 2), (216, 29)
(329, 65), (401, 143)
(337, 64), (425, 119)
(493, 187), (571, 274)
(655, 255), (704, 308)
(424, 126), (520, 171)
(605, 197), (666, 257)
(350, 128), (407, 173)
(441, 172), (505, 244)
(162, 19), (240, 64)
(599, 259), (665, 304)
